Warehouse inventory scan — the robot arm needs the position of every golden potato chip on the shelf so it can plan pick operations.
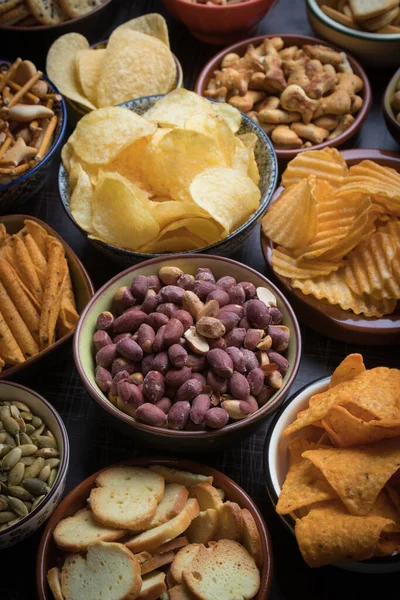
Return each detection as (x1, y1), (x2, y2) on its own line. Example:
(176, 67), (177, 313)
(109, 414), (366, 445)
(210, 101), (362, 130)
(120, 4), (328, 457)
(148, 200), (208, 229)
(75, 48), (106, 108)
(190, 167), (260, 235)
(281, 148), (348, 189)
(92, 173), (159, 250)
(69, 164), (94, 234)
(231, 139), (259, 185)
(262, 176), (317, 249)
(321, 200), (374, 262)
(144, 89), (214, 128)
(97, 29), (176, 108)
(344, 232), (398, 296)
(211, 102), (242, 133)
(46, 33), (96, 111)
(295, 500), (393, 567)
(151, 218), (222, 246)
(322, 405), (400, 447)
(276, 439), (337, 515)
(114, 13), (170, 47)
(302, 438), (400, 516)
(184, 114), (237, 166)
(272, 247), (342, 279)
(329, 353), (365, 388)
(69, 107), (156, 165)
(138, 230), (206, 253)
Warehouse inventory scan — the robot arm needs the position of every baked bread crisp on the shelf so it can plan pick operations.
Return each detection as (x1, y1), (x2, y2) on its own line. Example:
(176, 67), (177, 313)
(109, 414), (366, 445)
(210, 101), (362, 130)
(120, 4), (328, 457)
(53, 508), (126, 552)
(47, 567), (64, 600)
(0, 0), (20, 15)
(149, 465), (213, 488)
(148, 483), (189, 529)
(138, 571), (166, 600)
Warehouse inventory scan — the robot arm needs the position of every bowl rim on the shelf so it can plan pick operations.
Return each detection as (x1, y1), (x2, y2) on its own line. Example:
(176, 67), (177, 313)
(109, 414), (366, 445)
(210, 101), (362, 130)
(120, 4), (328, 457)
(163, 0), (274, 9)
(0, 0), (115, 31)
(383, 66), (400, 131)
(0, 214), (95, 380)
(194, 33), (372, 160)
(0, 60), (67, 193)
(58, 93), (278, 259)
(260, 148), (400, 339)
(0, 380), (70, 537)
(36, 456), (274, 600)
(262, 375), (400, 566)
(73, 253), (302, 439)
(307, 0), (400, 40)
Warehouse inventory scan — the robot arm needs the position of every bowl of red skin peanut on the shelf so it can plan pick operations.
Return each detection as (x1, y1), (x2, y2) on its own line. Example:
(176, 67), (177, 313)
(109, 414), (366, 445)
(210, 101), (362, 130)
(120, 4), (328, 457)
(74, 254), (301, 452)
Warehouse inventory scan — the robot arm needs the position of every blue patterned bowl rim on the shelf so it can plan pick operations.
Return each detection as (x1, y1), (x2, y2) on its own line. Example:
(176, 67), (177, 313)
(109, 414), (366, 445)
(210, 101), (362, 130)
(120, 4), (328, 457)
(0, 59), (67, 193)
(59, 93), (278, 259)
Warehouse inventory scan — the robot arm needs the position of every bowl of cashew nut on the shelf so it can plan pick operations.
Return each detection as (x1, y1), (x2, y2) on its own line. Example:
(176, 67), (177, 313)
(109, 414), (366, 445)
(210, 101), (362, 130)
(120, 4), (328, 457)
(195, 34), (372, 162)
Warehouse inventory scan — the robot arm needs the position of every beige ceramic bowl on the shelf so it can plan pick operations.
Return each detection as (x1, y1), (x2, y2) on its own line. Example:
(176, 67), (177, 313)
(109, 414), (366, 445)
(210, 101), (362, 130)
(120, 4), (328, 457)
(306, 0), (400, 67)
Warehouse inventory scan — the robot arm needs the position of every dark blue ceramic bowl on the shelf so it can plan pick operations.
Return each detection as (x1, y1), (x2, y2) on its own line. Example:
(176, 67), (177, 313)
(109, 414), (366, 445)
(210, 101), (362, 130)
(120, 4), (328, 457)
(58, 94), (278, 266)
(0, 60), (67, 214)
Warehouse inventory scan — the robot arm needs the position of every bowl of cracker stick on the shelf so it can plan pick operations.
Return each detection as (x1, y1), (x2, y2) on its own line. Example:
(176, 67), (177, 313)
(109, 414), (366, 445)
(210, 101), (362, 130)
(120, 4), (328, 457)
(0, 215), (94, 379)
(0, 57), (66, 213)
(306, 0), (400, 67)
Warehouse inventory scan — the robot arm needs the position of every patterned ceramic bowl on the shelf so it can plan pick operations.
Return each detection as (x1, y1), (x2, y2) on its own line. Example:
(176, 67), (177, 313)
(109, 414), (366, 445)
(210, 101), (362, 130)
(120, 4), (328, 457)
(59, 94), (278, 267)
(0, 380), (69, 549)
(0, 60), (67, 214)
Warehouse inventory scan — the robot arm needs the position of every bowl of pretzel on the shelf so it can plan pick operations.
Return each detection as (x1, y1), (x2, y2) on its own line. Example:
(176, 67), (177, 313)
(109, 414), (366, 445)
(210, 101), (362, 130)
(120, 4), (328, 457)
(0, 57), (66, 213)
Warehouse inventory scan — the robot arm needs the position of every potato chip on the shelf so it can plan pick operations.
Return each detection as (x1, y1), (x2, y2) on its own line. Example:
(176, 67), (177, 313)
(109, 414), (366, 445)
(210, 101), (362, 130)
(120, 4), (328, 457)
(349, 160), (400, 188)
(231, 139), (259, 185)
(144, 89), (214, 128)
(276, 439), (337, 515)
(212, 102), (242, 133)
(272, 247), (342, 279)
(302, 437), (400, 516)
(262, 176), (317, 249)
(69, 107), (156, 165)
(148, 200), (208, 229)
(344, 232), (398, 296)
(75, 48), (106, 108)
(92, 173), (159, 250)
(184, 113), (237, 166)
(149, 218), (222, 247)
(322, 405), (400, 447)
(377, 219), (400, 246)
(295, 500), (393, 567)
(46, 33), (96, 111)
(97, 29), (176, 108)
(338, 179), (400, 216)
(329, 353), (365, 388)
(281, 148), (348, 189)
(190, 167), (260, 235)
(114, 13), (170, 47)
(138, 230), (206, 253)
(69, 164), (94, 234)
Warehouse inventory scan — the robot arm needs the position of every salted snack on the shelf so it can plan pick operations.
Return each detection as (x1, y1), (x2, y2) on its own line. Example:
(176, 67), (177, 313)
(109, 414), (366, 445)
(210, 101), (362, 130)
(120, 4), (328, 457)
(321, 0), (400, 34)
(48, 464), (262, 600)
(46, 14), (177, 111)
(262, 148), (400, 317)
(0, 219), (80, 371)
(0, 0), (106, 27)
(61, 89), (261, 253)
(0, 399), (60, 531)
(203, 37), (364, 149)
(0, 58), (61, 187)
(91, 265), (290, 431)
(278, 354), (400, 567)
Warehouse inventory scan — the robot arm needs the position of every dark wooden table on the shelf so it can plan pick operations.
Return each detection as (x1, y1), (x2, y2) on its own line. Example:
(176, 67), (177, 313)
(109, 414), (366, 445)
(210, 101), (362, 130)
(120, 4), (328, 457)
(1, 0), (400, 597)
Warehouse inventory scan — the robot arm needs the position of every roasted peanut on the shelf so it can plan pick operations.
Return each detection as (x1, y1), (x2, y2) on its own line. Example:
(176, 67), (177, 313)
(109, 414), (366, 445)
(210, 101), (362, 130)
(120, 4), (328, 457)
(93, 330), (112, 352)
(135, 404), (167, 427)
(190, 394), (211, 425)
(206, 349), (234, 378)
(229, 372), (250, 400)
(131, 275), (149, 299)
(152, 352), (170, 375)
(196, 317), (225, 339)
(159, 266), (184, 286)
(96, 344), (118, 368)
(143, 371), (165, 403)
(168, 344), (188, 368)
(168, 401), (191, 430)
(224, 327), (246, 348)
(165, 366), (192, 388)
(225, 347), (246, 374)
(204, 407), (229, 429)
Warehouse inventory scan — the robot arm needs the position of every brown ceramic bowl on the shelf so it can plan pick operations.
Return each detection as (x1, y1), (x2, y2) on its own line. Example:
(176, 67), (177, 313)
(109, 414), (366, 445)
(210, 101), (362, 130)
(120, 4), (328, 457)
(383, 67), (400, 145)
(195, 34), (372, 163)
(36, 457), (274, 600)
(0, 215), (95, 379)
(261, 148), (400, 345)
(74, 254), (301, 452)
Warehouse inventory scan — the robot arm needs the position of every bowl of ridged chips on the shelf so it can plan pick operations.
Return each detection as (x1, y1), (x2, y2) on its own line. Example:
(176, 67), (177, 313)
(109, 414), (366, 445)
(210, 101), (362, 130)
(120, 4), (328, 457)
(261, 147), (400, 345)
(265, 353), (400, 573)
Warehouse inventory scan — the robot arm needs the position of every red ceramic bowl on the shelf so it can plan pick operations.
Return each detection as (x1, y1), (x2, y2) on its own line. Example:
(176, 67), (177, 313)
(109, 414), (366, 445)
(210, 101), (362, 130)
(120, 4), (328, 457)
(161, 0), (276, 45)
(261, 149), (400, 345)
(36, 457), (274, 600)
(195, 34), (372, 163)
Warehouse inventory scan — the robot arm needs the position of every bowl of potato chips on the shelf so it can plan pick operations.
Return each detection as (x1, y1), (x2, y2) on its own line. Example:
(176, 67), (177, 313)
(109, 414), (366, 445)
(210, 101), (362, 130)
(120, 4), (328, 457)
(261, 148), (400, 345)
(265, 353), (400, 573)
(59, 88), (278, 266)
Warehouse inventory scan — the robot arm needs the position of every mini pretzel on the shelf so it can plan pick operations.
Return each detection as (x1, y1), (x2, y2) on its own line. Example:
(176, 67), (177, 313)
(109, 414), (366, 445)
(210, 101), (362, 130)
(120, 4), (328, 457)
(254, 96), (280, 112)
(303, 44), (342, 66)
(263, 54), (287, 93)
(229, 90), (265, 112)
(258, 108), (301, 124)
(313, 90), (352, 118)
(290, 122), (329, 144)
(304, 72), (338, 99)
(221, 53), (240, 69)
(335, 72), (363, 94)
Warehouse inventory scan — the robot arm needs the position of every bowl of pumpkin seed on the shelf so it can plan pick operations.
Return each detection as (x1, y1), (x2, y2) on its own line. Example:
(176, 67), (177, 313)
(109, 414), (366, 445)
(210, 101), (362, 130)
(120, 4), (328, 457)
(0, 380), (69, 548)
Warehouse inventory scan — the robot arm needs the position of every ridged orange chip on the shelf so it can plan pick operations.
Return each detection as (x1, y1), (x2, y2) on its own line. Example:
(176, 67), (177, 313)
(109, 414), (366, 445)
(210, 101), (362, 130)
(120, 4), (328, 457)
(377, 219), (400, 247)
(348, 160), (400, 188)
(338, 178), (400, 216)
(272, 247), (342, 279)
(281, 148), (348, 189)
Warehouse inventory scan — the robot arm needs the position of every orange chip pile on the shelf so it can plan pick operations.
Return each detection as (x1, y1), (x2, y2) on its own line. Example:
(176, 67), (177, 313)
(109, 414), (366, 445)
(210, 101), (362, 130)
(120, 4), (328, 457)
(262, 149), (400, 318)
(277, 354), (400, 568)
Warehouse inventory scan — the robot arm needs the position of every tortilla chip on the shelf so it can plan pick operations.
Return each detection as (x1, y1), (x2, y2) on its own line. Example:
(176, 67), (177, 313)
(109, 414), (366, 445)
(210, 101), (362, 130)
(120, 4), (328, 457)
(371, 490), (400, 533)
(375, 532), (400, 556)
(322, 405), (400, 447)
(329, 353), (366, 388)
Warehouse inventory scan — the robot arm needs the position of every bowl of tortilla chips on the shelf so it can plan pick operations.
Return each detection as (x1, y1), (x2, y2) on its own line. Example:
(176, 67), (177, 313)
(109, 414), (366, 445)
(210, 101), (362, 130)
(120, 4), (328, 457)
(264, 353), (400, 573)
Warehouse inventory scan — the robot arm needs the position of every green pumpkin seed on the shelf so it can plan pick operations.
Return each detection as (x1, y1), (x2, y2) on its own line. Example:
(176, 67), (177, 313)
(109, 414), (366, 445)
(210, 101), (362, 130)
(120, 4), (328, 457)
(1, 447), (22, 471)
(32, 424), (45, 438)
(0, 406), (10, 419)
(17, 418), (26, 433)
(19, 433), (32, 445)
(9, 405), (20, 420)
(20, 411), (33, 421)
(45, 458), (60, 468)
(23, 478), (48, 496)
(0, 421), (3, 430)
(45, 429), (56, 442)
(11, 401), (30, 412)
(0, 510), (17, 523)
(14, 433), (20, 446)
(0, 432), (6, 444)
(24, 457), (45, 478)
(5, 433), (16, 448)
(19, 444), (38, 457)
(31, 416), (42, 429)
(34, 448), (59, 458)
(20, 456), (35, 466)
(7, 496), (28, 518)
(8, 486), (33, 501)
(0, 482), (9, 495)
(35, 436), (57, 450)
(23, 501), (32, 511)
(48, 468), (57, 487)
(0, 497), (8, 511)
(25, 424), (35, 435)
(2, 416), (20, 435)
(0, 444), (11, 458)
(8, 462), (25, 487)
(32, 494), (45, 510)
(0, 473), (7, 483)
(38, 465), (50, 482)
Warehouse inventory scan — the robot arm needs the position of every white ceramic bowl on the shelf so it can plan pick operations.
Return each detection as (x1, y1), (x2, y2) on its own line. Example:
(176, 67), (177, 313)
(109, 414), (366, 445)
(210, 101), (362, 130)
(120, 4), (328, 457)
(264, 377), (400, 573)
(0, 381), (69, 549)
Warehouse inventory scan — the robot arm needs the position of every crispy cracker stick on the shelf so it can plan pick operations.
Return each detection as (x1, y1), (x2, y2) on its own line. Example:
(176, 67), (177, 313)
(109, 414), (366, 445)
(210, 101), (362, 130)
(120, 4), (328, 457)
(57, 269), (79, 338)
(35, 115), (57, 162)
(0, 310), (24, 365)
(0, 224), (8, 244)
(39, 237), (66, 349)
(9, 235), (42, 302)
(0, 58), (22, 94)
(0, 162), (34, 176)
(23, 233), (47, 287)
(1, 243), (41, 311)
(0, 280), (39, 358)
(0, 136), (12, 158)
(49, 266), (67, 346)
(3, 79), (39, 104)
(24, 219), (48, 259)
(0, 258), (40, 340)
(7, 71), (42, 109)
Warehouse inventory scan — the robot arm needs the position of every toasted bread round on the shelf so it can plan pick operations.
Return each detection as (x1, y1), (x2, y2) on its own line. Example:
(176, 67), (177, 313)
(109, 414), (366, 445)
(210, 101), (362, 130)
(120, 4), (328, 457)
(169, 584), (197, 600)
(141, 551), (175, 576)
(215, 501), (243, 542)
(189, 483), (223, 511)
(47, 567), (64, 600)
(148, 484), (189, 529)
(138, 571), (166, 600)
(240, 508), (263, 568)
(53, 508), (126, 552)
(149, 465), (213, 488)
(170, 544), (201, 584)
(186, 509), (219, 545)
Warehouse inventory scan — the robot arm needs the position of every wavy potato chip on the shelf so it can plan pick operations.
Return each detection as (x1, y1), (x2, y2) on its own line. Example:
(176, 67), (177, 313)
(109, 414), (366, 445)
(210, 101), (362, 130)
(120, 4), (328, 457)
(329, 353), (365, 388)
(281, 147), (348, 189)
(144, 89), (214, 128)
(75, 48), (106, 108)
(69, 164), (93, 234)
(272, 247), (342, 279)
(348, 160), (400, 188)
(114, 13), (170, 47)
